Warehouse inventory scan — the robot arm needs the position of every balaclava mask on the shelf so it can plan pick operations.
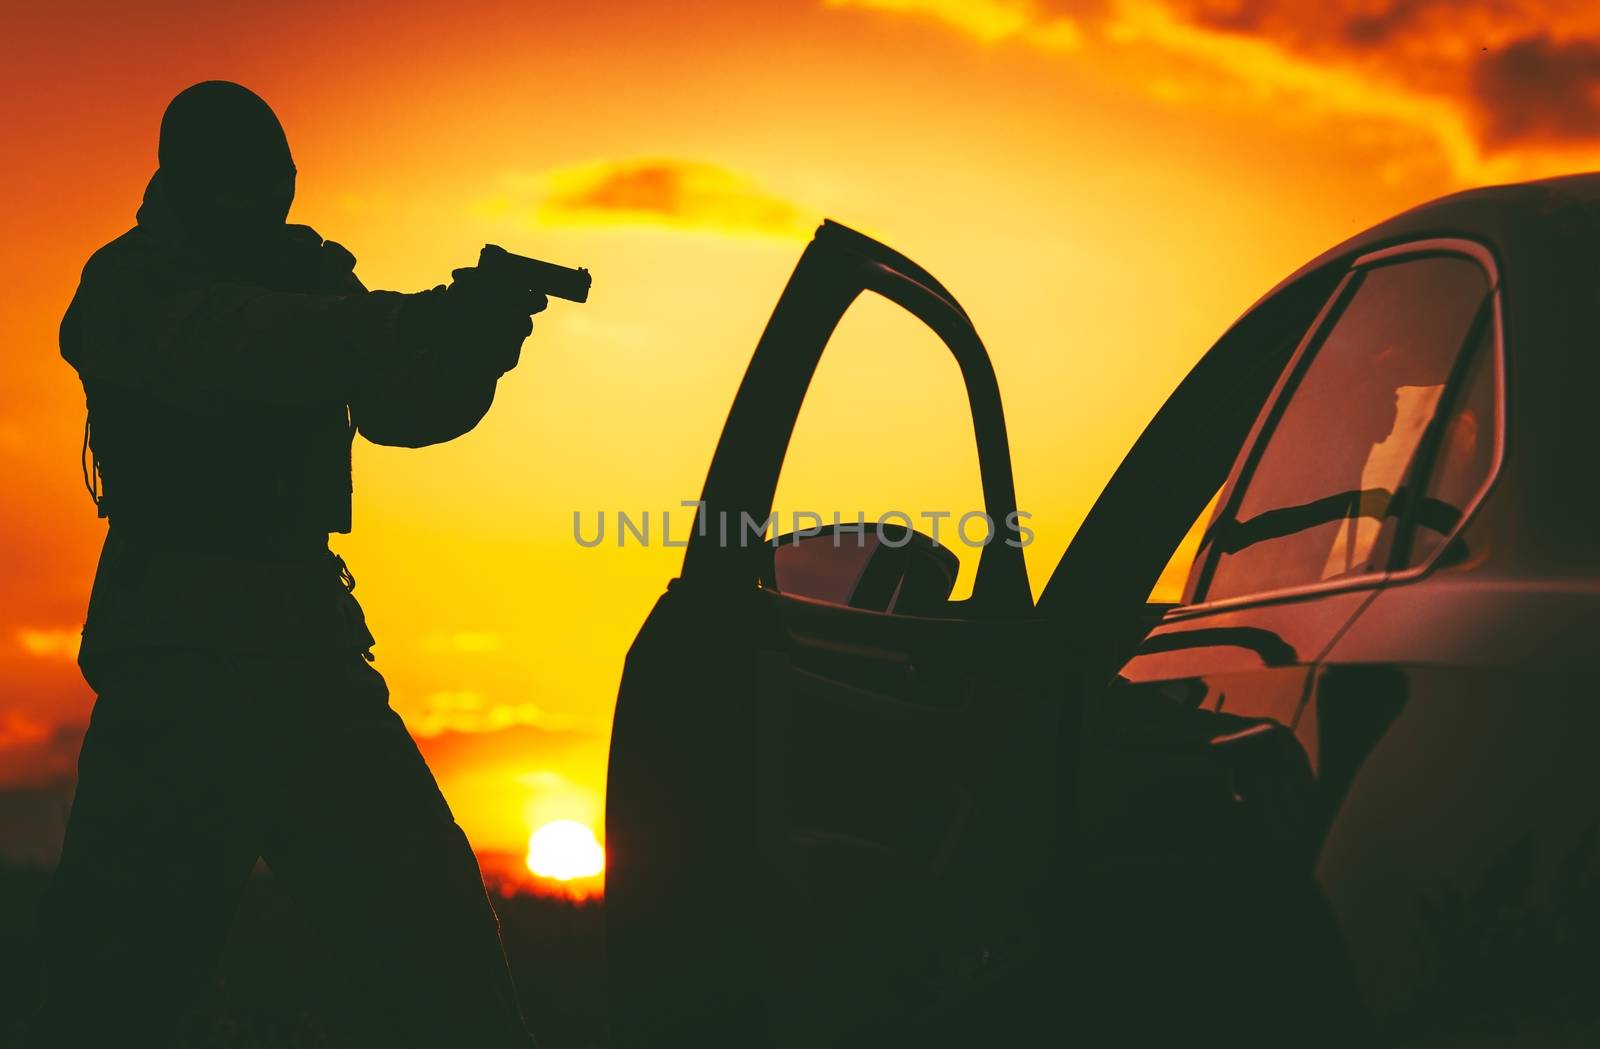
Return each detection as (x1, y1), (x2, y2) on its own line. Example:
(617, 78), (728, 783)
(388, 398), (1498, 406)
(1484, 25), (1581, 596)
(154, 81), (296, 268)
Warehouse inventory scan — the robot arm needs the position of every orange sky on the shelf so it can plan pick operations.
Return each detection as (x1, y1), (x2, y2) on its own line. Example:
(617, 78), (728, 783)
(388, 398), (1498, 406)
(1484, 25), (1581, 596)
(4, 0), (1599, 865)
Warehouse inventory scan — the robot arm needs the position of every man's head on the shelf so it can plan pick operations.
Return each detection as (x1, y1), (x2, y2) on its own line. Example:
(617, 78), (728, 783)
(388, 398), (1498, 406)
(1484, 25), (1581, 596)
(156, 81), (296, 253)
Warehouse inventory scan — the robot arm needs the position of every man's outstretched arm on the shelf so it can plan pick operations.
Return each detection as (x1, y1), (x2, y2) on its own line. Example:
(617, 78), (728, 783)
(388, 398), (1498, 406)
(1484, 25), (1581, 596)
(63, 233), (541, 445)
(351, 343), (501, 449)
(348, 268), (542, 448)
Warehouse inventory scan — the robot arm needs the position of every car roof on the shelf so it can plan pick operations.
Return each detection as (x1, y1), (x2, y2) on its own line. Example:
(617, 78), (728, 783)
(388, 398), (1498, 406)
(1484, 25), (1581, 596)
(1247, 170), (1600, 312)
(1233, 170), (1600, 580)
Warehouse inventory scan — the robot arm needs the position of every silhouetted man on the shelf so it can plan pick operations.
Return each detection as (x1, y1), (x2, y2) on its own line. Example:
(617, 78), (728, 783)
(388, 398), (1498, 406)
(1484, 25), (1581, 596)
(34, 81), (542, 1048)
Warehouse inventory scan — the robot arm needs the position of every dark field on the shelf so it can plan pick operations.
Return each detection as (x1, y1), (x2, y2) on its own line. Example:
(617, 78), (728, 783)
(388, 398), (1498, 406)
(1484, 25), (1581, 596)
(0, 860), (608, 1048)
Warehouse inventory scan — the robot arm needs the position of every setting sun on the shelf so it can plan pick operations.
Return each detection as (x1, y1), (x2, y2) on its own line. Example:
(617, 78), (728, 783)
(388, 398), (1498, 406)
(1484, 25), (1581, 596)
(525, 820), (606, 882)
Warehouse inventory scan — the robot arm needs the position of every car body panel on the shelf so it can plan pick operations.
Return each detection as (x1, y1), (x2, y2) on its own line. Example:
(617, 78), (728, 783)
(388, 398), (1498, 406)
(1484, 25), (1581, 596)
(1117, 589), (1377, 763)
(1104, 175), (1600, 1039)
(608, 174), (1600, 1044)
(1309, 576), (1600, 1034)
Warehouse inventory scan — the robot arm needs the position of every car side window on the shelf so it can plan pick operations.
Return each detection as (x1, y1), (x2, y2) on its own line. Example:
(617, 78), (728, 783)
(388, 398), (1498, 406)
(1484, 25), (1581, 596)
(1398, 320), (1498, 569)
(767, 292), (988, 610)
(1149, 485), (1222, 604)
(1198, 254), (1491, 603)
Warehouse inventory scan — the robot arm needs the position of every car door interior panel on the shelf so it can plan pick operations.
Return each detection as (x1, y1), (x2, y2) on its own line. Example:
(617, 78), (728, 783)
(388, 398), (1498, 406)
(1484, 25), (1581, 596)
(608, 222), (1067, 1047)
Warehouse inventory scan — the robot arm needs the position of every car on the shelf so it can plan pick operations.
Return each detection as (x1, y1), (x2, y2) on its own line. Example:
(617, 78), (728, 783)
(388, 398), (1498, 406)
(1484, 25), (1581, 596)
(605, 174), (1600, 1047)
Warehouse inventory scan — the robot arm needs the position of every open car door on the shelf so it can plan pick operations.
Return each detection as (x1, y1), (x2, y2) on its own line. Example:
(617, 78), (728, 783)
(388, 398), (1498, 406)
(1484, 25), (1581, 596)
(606, 222), (1082, 1047)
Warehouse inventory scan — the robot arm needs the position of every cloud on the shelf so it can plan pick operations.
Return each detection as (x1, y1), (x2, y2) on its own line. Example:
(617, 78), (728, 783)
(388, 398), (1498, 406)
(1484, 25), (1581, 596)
(422, 630), (504, 654)
(1126, 0), (1600, 177)
(826, 0), (1600, 180)
(825, 0), (1085, 50)
(1109, 1), (1489, 174)
(413, 721), (598, 767)
(0, 721), (84, 790)
(0, 711), (49, 750)
(515, 769), (573, 791)
(16, 627), (80, 660)
(482, 159), (815, 239)
(405, 689), (579, 738)
(1473, 35), (1600, 150)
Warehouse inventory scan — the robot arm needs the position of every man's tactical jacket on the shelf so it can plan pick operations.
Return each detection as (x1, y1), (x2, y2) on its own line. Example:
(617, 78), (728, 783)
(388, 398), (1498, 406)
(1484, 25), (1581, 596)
(61, 179), (500, 661)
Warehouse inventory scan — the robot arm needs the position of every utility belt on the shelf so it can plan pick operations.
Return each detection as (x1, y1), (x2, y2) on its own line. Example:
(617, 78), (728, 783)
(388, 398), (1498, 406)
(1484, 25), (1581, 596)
(105, 524), (356, 591)
(82, 528), (374, 658)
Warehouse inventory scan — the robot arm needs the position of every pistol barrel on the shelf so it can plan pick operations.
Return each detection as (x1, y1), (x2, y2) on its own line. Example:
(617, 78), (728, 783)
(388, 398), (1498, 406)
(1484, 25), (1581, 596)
(479, 244), (592, 303)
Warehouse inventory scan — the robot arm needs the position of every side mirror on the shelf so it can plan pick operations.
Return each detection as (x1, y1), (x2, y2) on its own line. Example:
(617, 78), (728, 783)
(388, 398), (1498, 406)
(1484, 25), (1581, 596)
(760, 524), (961, 616)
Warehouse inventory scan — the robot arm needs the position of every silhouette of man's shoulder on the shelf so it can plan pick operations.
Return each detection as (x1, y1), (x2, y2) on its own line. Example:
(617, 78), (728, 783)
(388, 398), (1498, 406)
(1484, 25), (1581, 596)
(66, 231), (172, 349)
(62, 222), (356, 384)
(77, 222), (360, 302)
(73, 225), (213, 315)
(78, 227), (158, 282)
(62, 231), (178, 381)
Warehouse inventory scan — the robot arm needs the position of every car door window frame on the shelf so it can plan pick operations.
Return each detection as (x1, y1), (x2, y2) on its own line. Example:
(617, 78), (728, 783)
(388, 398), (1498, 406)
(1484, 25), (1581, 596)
(1176, 238), (1505, 618)
(680, 220), (1034, 617)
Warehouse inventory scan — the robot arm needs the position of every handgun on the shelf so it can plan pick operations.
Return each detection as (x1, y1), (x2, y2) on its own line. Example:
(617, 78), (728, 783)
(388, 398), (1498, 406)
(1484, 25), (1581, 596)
(478, 244), (592, 303)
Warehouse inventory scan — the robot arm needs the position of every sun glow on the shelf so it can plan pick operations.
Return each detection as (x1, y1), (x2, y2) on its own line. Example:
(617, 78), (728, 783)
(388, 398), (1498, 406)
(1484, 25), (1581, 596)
(525, 820), (606, 882)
